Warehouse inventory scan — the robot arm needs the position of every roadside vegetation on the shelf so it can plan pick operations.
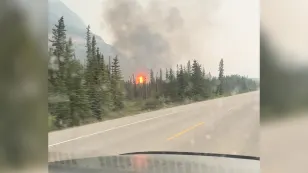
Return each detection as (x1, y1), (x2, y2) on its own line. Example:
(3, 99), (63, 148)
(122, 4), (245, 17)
(48, 17), (259, 131)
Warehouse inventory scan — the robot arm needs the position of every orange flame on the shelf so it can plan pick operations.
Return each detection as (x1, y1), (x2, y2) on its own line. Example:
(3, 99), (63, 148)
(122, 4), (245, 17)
(139, 76), (144, 84)
(136, 75), (145, 84)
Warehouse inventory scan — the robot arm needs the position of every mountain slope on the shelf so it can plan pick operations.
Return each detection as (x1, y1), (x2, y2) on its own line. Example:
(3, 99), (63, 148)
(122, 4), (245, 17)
(48, 0), (115, 62)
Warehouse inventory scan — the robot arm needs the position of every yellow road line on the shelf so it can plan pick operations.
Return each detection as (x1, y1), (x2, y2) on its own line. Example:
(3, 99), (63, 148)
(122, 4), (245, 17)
(167, 122), (205, 141)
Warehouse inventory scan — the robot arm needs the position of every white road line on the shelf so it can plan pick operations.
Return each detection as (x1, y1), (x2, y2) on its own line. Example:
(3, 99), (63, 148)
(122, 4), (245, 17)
(48, 111), (178, 147)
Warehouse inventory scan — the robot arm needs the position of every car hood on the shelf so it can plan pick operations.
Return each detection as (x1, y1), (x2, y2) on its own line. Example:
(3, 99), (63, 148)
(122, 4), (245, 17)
(49, 151), (260, 173)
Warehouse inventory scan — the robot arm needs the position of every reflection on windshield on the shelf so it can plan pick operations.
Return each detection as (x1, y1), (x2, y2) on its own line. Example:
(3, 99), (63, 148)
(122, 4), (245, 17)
(49, 153), (259, 173)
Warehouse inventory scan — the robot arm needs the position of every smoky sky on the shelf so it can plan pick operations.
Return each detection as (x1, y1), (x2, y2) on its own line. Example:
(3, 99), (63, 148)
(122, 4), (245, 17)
(102, 0), (190, 77)
(102, 0), (259, 78)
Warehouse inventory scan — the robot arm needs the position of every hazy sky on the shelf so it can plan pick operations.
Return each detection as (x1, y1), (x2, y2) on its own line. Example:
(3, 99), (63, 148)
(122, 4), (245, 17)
(61, 0), (259, 78)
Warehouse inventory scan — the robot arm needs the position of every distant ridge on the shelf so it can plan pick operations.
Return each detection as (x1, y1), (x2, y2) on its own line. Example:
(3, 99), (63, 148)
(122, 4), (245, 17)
(48, 0), (115, 61)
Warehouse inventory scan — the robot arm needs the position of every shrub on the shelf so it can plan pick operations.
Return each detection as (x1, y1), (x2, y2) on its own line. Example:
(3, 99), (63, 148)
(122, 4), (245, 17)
(142, 98), (163, 110)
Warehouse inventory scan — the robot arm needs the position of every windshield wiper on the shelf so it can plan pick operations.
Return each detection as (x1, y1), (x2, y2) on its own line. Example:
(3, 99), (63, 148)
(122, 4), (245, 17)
(121, 151), (259, 160)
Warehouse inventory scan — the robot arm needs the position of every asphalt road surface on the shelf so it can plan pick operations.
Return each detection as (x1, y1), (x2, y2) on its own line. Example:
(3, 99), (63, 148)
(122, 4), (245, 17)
(48, 91), (259, 161)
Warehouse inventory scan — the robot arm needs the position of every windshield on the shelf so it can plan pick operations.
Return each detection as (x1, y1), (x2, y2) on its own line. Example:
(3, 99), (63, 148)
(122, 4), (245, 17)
(48, 0), (259, 168)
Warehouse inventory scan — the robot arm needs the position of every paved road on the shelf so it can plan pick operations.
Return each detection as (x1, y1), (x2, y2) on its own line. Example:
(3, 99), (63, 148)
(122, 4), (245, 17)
(48, 91), (259, 161)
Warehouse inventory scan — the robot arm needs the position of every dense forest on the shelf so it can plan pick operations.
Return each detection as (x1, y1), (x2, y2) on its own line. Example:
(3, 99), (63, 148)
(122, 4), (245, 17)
(48, 17), (258, 130)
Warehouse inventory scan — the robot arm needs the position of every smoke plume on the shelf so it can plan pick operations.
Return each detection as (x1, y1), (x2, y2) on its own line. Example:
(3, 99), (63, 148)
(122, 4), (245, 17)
(102, 0), (259, 79)
(102, 0), (188, 78)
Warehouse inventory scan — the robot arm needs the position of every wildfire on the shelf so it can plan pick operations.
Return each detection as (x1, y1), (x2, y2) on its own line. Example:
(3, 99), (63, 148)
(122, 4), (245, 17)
(139, 76), (144, 84)
(136, 74), (146, 84)
(136, 75), (146, 84)
(133, 71), (147, 84)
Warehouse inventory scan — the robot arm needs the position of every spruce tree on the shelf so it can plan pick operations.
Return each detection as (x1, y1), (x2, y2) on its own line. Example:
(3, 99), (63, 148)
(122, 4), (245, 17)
(91, 36), (97, 65)
(49, 16), (69, 127)
(165, 68), (169, 81)
(158, 68), (163, 95)
(202, 67), (206, 78)
(150, 69), (155, 97)
(111, 56), (124, 110)
(85, 25), (92, 85)
(191, 60), (204, 99)
(69, 59), (90, 125)
(63, 37), (76, 125)
(177, 65), (185, 99)
(50, 16), (67, 94)
(217, 58), (224, 95)
(184, 60), (193, 98)
(132, 74), (137, 99)
(150, 69), (155, 85)
(187, 60), (192, 76)
(100, 53), (112, 110)
(84, 26), (102, 120)
(168, 68), (177, 99)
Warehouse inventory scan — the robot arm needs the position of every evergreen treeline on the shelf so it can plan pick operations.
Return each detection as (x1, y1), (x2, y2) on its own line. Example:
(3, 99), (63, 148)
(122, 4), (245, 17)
(48, 17), (258, 130)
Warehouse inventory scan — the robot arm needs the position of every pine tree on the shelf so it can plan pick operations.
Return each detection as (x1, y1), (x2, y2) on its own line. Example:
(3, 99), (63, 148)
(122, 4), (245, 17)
(150, 69), (155, 97)
(217, 58), (224, 95)
(65, 38), (93, 125)
(111, 56), (124, 110)
(165, 68), (169, 81)
(191, 60), (204, 99)
(107, 56), (112, 80)
(85, 25), (93, 85)
(86, 25), (92, 59)
(150, 69), (155, 85)
(84, 26), (102, 120)
(202, 67), (205, 78)
(208, 72), (212, 80)
(69, 59), (90, 125)
(187, 60), (192, 76)
(93, 47), (103, 119)
(240, 77), (249, 92)
(163, 68), (169, 97)
(100, 53), (112, 110)
(168, 68), (177, 99)
(159, 68), (163, 82)
(158, 68), (163, 95)
(201, 66), (211, 99)
(155, 72), (159, 94)
(49, 16), (70, 127)
(124, 77), (134, 100)
(95, 47), (101, 84)
(169, 68), (175, 81)
(63, 38), (74, 89)
(91, 36), (97, 64)
(177, 65), (185, 99)
(132, 74), (137, 98)
(63, 38), (75, 125)
(50, 16), (67, 94)
(184, 60), (193, 98)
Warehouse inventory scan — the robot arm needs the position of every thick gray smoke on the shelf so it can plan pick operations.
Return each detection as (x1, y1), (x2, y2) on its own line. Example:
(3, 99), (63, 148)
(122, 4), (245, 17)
(102, 0), (259, 79)
(103, 0), (188, 77)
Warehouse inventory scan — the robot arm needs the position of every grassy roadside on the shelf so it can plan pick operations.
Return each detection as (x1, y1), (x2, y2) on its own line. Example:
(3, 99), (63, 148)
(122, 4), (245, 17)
(49, 91), (256, 132)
